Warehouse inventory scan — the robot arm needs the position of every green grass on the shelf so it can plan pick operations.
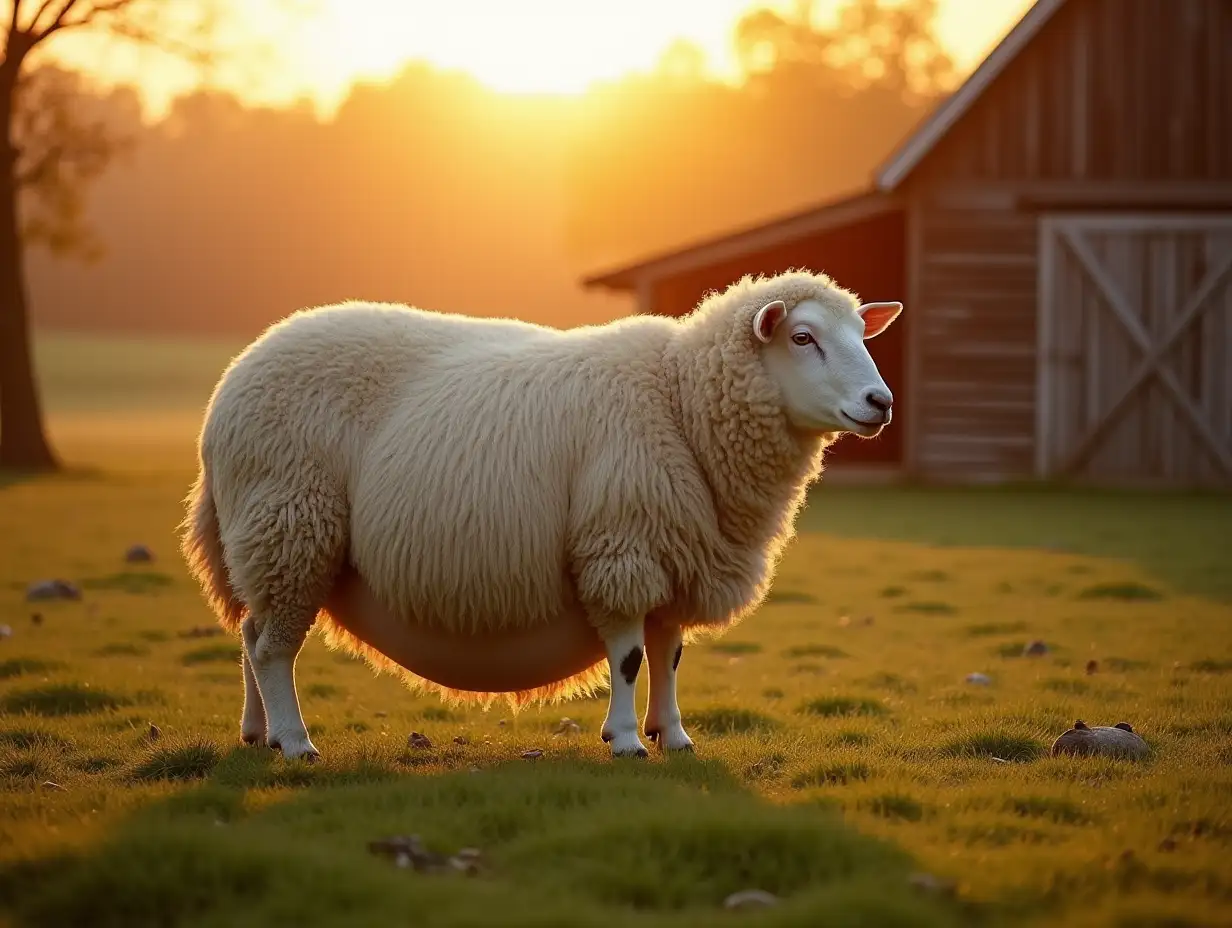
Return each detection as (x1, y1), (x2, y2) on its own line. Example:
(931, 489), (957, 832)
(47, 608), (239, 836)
(32, 331), (245, 419)
(1, 421), (1231, 926)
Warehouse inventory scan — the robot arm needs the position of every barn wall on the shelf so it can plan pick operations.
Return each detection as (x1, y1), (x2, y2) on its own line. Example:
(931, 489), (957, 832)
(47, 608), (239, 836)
(905, 0), (1232, 481)
(925, 0), (1232, 183)
(649, 210), (908, 467)
(908, 204), (1039, 477)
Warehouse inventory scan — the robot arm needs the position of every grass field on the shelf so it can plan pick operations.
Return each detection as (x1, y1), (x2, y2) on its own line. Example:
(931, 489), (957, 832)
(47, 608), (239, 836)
(0, 332), (1230, 927)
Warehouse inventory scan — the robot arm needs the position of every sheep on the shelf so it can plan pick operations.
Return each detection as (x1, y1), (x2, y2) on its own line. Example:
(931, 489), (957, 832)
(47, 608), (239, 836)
(179, 269), (903, 760)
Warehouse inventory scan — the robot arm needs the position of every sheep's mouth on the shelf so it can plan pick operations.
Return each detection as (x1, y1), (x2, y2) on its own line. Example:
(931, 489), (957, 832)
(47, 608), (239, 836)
(840, 410), (888, 434)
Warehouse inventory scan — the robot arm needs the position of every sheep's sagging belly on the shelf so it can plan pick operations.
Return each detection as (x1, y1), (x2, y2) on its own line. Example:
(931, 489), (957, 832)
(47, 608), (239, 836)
(323, 568), (606, 693)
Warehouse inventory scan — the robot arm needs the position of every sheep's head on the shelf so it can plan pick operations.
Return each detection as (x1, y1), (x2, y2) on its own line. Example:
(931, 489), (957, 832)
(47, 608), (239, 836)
(753, 291), (902, 438)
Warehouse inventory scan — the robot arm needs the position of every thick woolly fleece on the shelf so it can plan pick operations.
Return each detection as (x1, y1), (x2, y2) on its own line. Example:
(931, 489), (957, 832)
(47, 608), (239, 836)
(181, 270), (851, 707)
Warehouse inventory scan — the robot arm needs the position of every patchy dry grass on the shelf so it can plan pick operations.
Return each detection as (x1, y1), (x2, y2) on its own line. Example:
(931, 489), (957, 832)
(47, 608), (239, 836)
(1, 430), (1230, 927)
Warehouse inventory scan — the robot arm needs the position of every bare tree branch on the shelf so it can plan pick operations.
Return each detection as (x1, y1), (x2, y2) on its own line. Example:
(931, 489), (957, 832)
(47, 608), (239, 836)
(41, 0), (139, 41)
(104, 17), (213, 66)
(45, 0), (82, 30)
(29, 0), (67, 32)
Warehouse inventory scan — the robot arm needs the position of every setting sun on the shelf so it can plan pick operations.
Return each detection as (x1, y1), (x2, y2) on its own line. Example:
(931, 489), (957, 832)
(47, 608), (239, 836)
(295, 0), (755, 97)
(47, 0), (1033, 117)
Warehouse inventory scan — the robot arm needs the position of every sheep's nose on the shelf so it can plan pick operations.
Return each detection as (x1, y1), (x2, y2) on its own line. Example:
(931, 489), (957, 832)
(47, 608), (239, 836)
(865, 389), (893, 415)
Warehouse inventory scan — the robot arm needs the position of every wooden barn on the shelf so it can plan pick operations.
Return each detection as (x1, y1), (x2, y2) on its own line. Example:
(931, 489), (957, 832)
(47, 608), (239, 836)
(582, 0), (1232, 488)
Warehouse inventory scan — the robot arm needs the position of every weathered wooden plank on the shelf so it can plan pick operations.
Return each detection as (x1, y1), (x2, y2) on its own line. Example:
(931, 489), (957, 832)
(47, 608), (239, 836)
(916, 0), (1232, 184)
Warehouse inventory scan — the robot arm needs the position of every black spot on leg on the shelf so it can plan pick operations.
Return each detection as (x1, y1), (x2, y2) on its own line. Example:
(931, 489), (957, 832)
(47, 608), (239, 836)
(672, 643), (683, 671)
(619, 647), (643, 686)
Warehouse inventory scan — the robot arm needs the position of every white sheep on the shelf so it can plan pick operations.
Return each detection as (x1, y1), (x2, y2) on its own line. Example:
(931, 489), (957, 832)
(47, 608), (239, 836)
(179, 270), (902, 760)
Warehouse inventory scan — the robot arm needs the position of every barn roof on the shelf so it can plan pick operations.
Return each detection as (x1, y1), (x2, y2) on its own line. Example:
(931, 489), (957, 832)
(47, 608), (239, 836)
(580, 188), (899, 291)
(583, 0), (1063, 292)
(874, 0), (1066, 190)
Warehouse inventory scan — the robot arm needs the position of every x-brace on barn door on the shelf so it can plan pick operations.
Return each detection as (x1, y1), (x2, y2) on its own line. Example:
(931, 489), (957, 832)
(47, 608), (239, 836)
(1036, 214), (1232, 486)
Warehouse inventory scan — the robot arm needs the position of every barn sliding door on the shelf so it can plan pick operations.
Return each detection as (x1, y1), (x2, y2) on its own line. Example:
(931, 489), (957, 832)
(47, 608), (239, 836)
(1037, 215), (1232, 487)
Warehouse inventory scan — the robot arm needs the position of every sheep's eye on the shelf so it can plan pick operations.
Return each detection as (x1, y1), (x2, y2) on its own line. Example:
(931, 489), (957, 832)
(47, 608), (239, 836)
(790, 331), (813, 346)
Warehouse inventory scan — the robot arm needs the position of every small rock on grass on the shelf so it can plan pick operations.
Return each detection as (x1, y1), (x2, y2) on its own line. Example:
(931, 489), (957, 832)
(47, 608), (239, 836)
(124, 544), (154, 563)
(965, 672), (991, 685)
(521, 749), (544, 760)
(368, 836), (483, 876)
(1050, 720), (1149, 759)
(449, 848), (483, 876)
(25, 579), (81, 602)
(909, 872), (956, 897)
(723, 889), (778, 910)
(0, 625), (11, 640)
(369, 835), (446, 872)
(553, 718), (581, 736)
(1085, 659), (1099, 674)
(452, 735), (469, 745)
(1023, 640), (1049, 656)
(407, 732), (432, 750)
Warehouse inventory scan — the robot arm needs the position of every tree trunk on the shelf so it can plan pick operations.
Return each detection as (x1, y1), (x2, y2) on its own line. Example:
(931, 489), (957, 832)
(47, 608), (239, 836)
(0, 62), (58, 472)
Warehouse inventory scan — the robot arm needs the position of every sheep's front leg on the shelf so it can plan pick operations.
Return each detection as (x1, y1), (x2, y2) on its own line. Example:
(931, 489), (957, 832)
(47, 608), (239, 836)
(644, 619), (694, 752)
(599, 624), (649, 758)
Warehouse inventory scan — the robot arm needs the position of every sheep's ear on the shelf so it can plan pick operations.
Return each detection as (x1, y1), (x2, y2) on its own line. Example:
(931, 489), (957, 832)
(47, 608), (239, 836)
(857, 301), (903, 339)
(752, 300), (787, 343)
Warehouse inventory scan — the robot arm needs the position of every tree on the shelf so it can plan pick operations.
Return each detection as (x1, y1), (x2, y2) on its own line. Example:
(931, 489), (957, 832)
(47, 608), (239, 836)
(0, 0), (284, 471)
(734, 0), (957, 100)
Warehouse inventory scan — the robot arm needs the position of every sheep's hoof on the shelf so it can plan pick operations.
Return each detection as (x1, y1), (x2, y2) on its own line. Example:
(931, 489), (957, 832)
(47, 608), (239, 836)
(648, 723), (694, 753)
(240, 732), (266, 747)
(269, 736), (321, 763)
(607, 738), (650, 759)
(279, 747), (321, 764)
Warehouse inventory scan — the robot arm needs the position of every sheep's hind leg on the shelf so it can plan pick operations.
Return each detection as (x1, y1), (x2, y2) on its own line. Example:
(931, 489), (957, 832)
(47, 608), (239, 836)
(239, 617), (267, 745)
(248, 605), (320, 760)
(599, 623), (649, 758)
(643, 619), (693, 752)
(226, 478), (346, 761)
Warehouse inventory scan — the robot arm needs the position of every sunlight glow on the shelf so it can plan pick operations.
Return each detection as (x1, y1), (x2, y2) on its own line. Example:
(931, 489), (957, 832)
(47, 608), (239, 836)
(47, 0), (1036, 118)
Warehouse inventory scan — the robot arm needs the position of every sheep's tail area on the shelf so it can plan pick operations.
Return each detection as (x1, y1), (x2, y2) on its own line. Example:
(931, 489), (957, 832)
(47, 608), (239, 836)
(314, 619), (612, 713)
(179, 466), (248, 634)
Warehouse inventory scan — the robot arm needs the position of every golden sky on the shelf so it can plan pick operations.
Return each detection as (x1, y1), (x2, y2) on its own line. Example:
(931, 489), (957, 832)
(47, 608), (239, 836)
(49, 0), (1036, 118)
